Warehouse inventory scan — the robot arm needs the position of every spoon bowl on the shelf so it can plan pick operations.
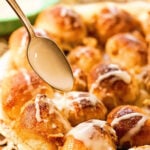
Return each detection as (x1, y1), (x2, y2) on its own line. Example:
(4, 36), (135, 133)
(28, 36), (74, 91)
(6, 0), (74, 91)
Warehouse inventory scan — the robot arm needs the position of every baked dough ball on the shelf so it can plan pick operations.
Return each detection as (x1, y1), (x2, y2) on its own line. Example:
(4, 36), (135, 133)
(71, 66), (88, 91)
(88, 63), (139, 110)
(0, 50), (16, 84)
(128, 65), (150, 108)
(94, 6), (142, 43)
(8, 27), (49, 70)
(106, 33), (148, 70)
(35, 5), (86, 51)
(138, 65), (150, 93)
(13, 94), (71, 149)
(52, 91), (107, 126)
(138, 11), (150, 43)
(1, 68), (53, 121)
(67, 46), (102, 73)
(107, 105), (150, 149)
(60, 119), (117, 150)
(139, 98), (150, 116)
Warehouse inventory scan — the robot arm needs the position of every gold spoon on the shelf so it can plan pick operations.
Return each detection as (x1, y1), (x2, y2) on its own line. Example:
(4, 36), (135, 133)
(6, 0), (74, 91)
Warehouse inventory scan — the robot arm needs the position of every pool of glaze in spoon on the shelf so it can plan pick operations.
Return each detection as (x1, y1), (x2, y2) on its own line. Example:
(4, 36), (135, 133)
(28, 37), (74, 91)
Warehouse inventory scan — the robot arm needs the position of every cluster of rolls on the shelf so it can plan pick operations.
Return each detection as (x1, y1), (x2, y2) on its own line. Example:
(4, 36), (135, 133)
(1, 2), (150, 150)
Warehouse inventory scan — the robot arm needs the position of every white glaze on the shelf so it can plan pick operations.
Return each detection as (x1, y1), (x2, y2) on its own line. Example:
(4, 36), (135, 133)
(111, 112), (148, 145)
(73, 68), (81, 77)
(111, 112), (145, 127)
(120, 114), (147, 145)
(34, 94), (43, 122)
(34, 94), (54, 122)
(68, 120), (116, 150)
(52, 92), (99, 112)
(20, 69), (31, 86)
(124, 34), (139, 43)
(90, 64), (131, 93)
(60, 7), (69, 17)
(34, 94), (71, 130)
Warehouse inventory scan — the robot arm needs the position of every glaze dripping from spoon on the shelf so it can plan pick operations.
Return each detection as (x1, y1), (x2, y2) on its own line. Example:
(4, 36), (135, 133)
(6, 0), (74, 91)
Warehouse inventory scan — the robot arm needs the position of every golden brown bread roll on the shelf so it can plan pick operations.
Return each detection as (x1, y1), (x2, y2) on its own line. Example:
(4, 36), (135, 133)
(93, 6), (142, 43)
(67, 46), (102, 73)
(138, 11), (150, 43)
(60, 119), (117, 150)
(88, 63), (139, 110)
(138, 98), (150, 117)
(1, 68), (53, 121)
(71, 66), (88, 91)
(52, 91), (107, 126)
(35, 5), (86, 51)
(138, 65), (150, 93)
(132, 65), (150, 107)
(105, 33), (148, 70)
(1, 2), (150, 150)
(107, 105), (150, 149)
(2, 94), (71, 150)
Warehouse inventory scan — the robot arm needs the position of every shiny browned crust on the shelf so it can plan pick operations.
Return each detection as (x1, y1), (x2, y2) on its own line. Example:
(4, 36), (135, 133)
(71, 66), (88, 91)
(88, 63), (139, 110)
(106, 33), (148, 69)
(107, 105), (150, 148)
(1, 69), (53, 121)
(61, 120), (117, 150)
(93, 6), (142, 43)
(15, 99), (71, 145)
(67, 46), (102, 73)
(53, 92), (107, 126)
(35, 5), (86, 50)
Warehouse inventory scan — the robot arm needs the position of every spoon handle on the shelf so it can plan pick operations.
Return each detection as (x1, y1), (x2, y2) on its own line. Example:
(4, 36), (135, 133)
(6, 0), (35, 38)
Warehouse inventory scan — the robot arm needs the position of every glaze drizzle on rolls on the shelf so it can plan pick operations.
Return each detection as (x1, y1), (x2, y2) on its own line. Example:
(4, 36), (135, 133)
(61, 119), (117, 150)
(88, 63), (139, 110)
(89, 64), (131, 93)
(1, 2), (150, 149)
(107, 105), (150, 149)
(53, 91), (107, 126)
(1, 69), (53, 121)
